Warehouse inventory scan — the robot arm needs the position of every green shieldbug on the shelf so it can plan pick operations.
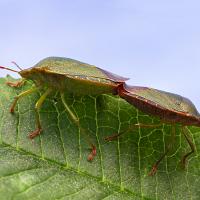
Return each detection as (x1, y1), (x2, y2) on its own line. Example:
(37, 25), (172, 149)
(2, 57), (199, 175)
(0, 56), (128, 161)
(115, 84), (200, 175)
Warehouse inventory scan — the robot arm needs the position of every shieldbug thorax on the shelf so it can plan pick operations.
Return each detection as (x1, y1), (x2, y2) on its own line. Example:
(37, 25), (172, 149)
(0, 57), (129, 161)
(113, 84), (200, 175)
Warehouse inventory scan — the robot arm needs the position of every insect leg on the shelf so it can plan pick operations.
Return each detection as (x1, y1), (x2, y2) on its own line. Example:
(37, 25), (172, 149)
(7, 78), (26, 88)
(10, 87), (38, 113)
(180, 126), (195, 169)
(29, 88), (52, 139)
(149, 125), (176, 176)
(60, 92), (96, 161)
(105, 123), (163, 141)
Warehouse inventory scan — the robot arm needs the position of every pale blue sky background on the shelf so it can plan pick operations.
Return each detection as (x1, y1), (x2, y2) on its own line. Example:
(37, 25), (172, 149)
(0, 0), (200, 110)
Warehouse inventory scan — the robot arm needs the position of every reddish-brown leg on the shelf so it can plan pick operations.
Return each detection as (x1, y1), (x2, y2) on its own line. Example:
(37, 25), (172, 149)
(61, 92), (97, 161)
(105, 123), (163, 141)
(180, 126), (195, 169)
(6, 79), (25, 88)
(87, 144), (97, 161)
(148, 125), (176, 176)
(105, 131), (125, 141)
(10, 87), (38, 113)
(28, 88), (52, 139)
(29, 128), (42, 139)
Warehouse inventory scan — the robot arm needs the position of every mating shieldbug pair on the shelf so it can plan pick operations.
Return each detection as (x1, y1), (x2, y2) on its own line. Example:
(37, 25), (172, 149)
(1, 57), (200, 176)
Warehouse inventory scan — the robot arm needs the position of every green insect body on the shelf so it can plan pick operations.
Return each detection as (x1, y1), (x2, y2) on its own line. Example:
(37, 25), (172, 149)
(116, 84), (200, 175)
(0, 57), (128, 161)
(119, 85), (200, 126)
(20, 57), (128, 95)
(1, 57), (200, 175)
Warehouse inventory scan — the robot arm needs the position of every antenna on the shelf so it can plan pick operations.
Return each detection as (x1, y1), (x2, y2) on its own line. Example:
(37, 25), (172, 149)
(11, 61), (23, 71)
(0, 66), (19, 73)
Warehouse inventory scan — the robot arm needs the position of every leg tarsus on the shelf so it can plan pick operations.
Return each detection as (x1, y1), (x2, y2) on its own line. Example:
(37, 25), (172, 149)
(29, 128), (42, 139)
(87, 144), (97, 161)
(10, 97), (18, 113)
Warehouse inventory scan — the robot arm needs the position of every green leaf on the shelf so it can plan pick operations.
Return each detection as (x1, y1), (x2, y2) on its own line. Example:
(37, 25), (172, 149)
(0, 76), (200, 200)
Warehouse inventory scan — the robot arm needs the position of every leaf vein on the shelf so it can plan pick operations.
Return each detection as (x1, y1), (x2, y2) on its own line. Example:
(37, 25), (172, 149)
(1, 142), (139, 198)
(54, 97), (68, 166)
(12, 171), (58, 199)
(94, 96), (105, 181)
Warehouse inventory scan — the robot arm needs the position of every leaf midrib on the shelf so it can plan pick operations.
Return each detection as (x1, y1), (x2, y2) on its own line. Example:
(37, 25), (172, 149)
(0, 142), (142, 199)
